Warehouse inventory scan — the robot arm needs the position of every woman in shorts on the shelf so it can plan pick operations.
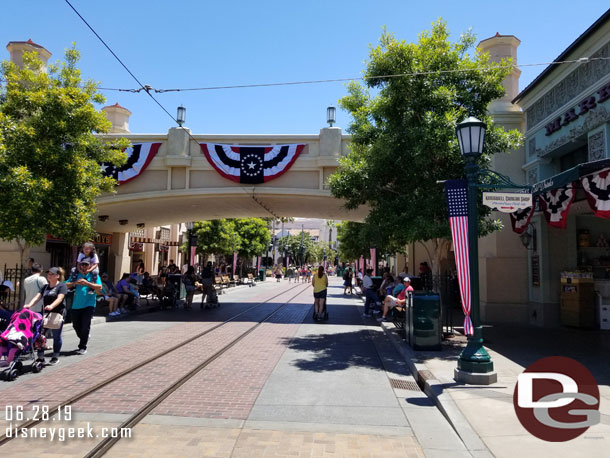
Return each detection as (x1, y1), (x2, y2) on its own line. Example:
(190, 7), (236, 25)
(312, 266), (328, 320)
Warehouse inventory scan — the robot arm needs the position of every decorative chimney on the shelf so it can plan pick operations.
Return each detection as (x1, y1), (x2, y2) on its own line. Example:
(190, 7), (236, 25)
(478, 33), (521, 113)
(6, 39), (52, 71)
(102, 102), (132, 133)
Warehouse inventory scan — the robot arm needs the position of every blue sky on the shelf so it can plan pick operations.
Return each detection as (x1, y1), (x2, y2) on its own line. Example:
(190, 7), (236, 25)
(1, 1), (608, 134)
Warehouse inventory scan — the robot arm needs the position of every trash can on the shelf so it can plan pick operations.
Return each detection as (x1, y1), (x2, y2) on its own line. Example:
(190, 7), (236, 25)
(407, 292), (441, 350)
(258, 268), (266, 281)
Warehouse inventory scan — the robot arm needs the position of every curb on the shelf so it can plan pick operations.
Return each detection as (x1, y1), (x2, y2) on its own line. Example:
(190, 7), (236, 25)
(379, 321), (492, 456)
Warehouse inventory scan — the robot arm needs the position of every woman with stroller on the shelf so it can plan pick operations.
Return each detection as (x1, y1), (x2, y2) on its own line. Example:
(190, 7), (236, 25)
(312, 265), (328, 321)
(23, 267), (66, 366)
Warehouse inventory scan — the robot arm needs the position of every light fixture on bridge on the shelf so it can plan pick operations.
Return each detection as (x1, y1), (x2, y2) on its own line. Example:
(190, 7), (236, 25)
(177, 105), (186, 127)
(326, 105), (336, 127)
(119, 219), (128, 226)
(98, 215), (109, 222)
(136, 223), (145, 229)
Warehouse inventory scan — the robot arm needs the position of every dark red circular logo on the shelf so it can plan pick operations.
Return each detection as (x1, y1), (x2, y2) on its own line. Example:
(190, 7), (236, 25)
(513, 356), (600, 442)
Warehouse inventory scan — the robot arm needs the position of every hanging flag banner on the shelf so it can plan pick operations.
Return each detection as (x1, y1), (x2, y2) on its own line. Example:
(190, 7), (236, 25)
(257, 256), (261, 273)
(286, 255), (290, 267)
(370, 248), (377, 276)
(190, 246), (197, 266)
(581, 168), (610, 219)
(200, 143), (305, 184)
(232, 251), (238, 277)
(102, 142), (162, 184)
(482, 192), (532, 213)
(359, 256), (364, 276)
(539, 183), (575, 229)
(510, 205), (536, 234)
(445, 179), (473, 336)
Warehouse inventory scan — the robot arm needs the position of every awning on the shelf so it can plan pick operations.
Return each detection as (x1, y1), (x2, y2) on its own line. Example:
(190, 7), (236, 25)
(531, 158), (610, 194)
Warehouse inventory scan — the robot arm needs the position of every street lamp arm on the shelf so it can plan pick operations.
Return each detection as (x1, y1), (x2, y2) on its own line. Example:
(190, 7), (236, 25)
(475, 168), (530, 191)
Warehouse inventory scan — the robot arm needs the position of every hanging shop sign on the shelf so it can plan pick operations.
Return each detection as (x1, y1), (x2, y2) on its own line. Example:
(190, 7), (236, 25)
(483, 192), (533, 213)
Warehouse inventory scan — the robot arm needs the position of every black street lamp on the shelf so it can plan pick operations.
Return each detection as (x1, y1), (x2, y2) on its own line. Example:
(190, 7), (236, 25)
(454, 116), (496, 384)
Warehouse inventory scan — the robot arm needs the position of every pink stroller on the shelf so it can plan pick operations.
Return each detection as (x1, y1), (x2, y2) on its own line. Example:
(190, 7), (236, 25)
(0, 309), (46, 381)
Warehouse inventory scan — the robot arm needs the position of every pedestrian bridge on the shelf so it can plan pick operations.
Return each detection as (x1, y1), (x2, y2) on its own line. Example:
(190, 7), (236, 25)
(95, 127), (368, 232)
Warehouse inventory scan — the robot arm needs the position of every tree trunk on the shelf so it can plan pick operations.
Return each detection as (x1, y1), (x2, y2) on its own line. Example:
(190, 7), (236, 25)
(16, 239), (30, 305)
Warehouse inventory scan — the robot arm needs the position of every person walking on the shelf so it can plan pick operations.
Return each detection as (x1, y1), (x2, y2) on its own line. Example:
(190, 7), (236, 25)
(343, 267), (354, 295)
(24, 267), (67, 365)
(66, 260), (102, 355)
(312, 266), (328, 321)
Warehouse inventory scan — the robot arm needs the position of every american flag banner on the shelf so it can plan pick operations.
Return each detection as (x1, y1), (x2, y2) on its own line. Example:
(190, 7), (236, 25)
(370, 248), (376, 276)
(200, 143), (305, 184)
(232, 252), (238, 277)
(257, 256), (261, 272)
(445, 179), (473, 336)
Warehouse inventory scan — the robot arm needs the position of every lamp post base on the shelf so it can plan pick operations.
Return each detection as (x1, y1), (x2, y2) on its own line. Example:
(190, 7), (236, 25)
(454, 368), (497, 385)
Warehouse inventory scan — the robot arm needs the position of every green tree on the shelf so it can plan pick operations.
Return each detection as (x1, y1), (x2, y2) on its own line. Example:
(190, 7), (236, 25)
(278, 233), (314, 264)
(337, 221), (406, 262)
(233, 217), (270, 260)
(328, 20), (522, 275)
(192, 219), (239, 260)
(0, 47), (127, 263)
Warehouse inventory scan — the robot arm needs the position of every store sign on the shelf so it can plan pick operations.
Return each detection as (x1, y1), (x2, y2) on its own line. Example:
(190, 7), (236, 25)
(93, 233), (112, 246)
(483, 192), (533, 213)
(545, 82), (610, 136)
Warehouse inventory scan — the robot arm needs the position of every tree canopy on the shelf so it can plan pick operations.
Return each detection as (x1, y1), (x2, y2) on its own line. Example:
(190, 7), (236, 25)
(0, 47), (127, 251)
(192, 218), (270, 261)
(328, 20), (522, 250)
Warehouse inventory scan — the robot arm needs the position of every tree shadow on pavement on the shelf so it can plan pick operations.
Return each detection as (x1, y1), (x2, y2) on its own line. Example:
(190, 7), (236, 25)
(281, 329), (400, 373)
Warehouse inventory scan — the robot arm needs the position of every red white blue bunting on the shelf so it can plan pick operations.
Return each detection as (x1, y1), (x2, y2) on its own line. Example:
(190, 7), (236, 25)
(101, 142), (162, 184)
(538, 183), (575, 229)
(581, 168), (610, 219)
(200, 143), (305, 184)
(509, 205), (536, 234)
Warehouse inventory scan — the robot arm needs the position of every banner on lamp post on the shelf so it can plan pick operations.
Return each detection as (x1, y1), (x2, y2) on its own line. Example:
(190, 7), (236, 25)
(232, 251), (238, 277)
(190, 246), (197, 266)
(370, 248), (376, 276)
(287, 255), (290, 267)
(360, 256), (364, 275)
(257, 256), (261, 272)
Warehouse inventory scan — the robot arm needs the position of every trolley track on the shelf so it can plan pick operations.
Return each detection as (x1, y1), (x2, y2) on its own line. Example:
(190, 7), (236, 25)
(0, 282), (310, 448)
(85, 283), (311, 457)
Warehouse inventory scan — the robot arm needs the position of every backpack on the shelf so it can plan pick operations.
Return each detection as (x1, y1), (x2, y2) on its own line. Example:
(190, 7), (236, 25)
(343, 271), (348, 281)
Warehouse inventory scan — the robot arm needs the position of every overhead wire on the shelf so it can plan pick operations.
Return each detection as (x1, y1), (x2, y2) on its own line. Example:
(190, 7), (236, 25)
(63, 0), (280, 218)
(96, 56), (610, 93)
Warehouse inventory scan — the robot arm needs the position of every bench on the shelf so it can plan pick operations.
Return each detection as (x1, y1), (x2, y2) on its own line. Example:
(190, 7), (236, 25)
(246, 273), (256, 286)
(222, 275), (236, 287)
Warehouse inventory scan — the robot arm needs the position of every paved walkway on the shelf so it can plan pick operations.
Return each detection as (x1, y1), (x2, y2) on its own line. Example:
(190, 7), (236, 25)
(380, 313), (610, 458)
(2, 277), (465, 457)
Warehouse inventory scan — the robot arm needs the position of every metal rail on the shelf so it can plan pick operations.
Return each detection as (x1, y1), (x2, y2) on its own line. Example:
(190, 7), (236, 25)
(0, 282), (309, 447)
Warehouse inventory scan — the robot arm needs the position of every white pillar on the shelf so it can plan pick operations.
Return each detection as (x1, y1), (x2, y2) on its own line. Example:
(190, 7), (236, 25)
(102, 103), (132, 133)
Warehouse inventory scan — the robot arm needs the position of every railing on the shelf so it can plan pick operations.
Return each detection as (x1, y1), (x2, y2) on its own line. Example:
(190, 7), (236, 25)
(1, 264), (26, 311)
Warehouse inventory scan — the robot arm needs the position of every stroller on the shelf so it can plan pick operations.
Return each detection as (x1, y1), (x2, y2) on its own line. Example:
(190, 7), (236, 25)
(0, 309), (46, 381)
(160, 277), (180, 309)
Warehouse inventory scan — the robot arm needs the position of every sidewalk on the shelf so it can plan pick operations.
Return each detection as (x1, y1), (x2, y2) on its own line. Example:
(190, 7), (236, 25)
(380, 319), (610, 458)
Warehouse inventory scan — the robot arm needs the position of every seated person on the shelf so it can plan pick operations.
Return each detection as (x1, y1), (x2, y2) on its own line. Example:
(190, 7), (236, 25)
(377, 277), (414, 322)
(116, 273), (138, 308)
(141, 272), (161, 297)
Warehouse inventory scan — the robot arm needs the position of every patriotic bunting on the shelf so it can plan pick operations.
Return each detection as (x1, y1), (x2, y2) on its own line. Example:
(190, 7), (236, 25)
(445, 179), (473, 336)
(538, 183), (575, 229)
(581, 168), (610, 219)
(101, 142), (162, 184)
(510, 205), (536, 234)
(200, 143), (305, 184)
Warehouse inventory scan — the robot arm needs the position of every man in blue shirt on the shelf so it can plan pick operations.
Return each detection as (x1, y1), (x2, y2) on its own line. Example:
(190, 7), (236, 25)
(67, 260), (102, 355)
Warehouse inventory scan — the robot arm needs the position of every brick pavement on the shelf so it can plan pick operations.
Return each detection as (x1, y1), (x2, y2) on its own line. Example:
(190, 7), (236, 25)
(152, 303), (311, 419)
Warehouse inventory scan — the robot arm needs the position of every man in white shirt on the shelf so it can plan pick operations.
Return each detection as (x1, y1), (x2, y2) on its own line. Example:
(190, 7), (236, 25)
(362, 269), (378, 318)
(23, 263), (48, 313)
